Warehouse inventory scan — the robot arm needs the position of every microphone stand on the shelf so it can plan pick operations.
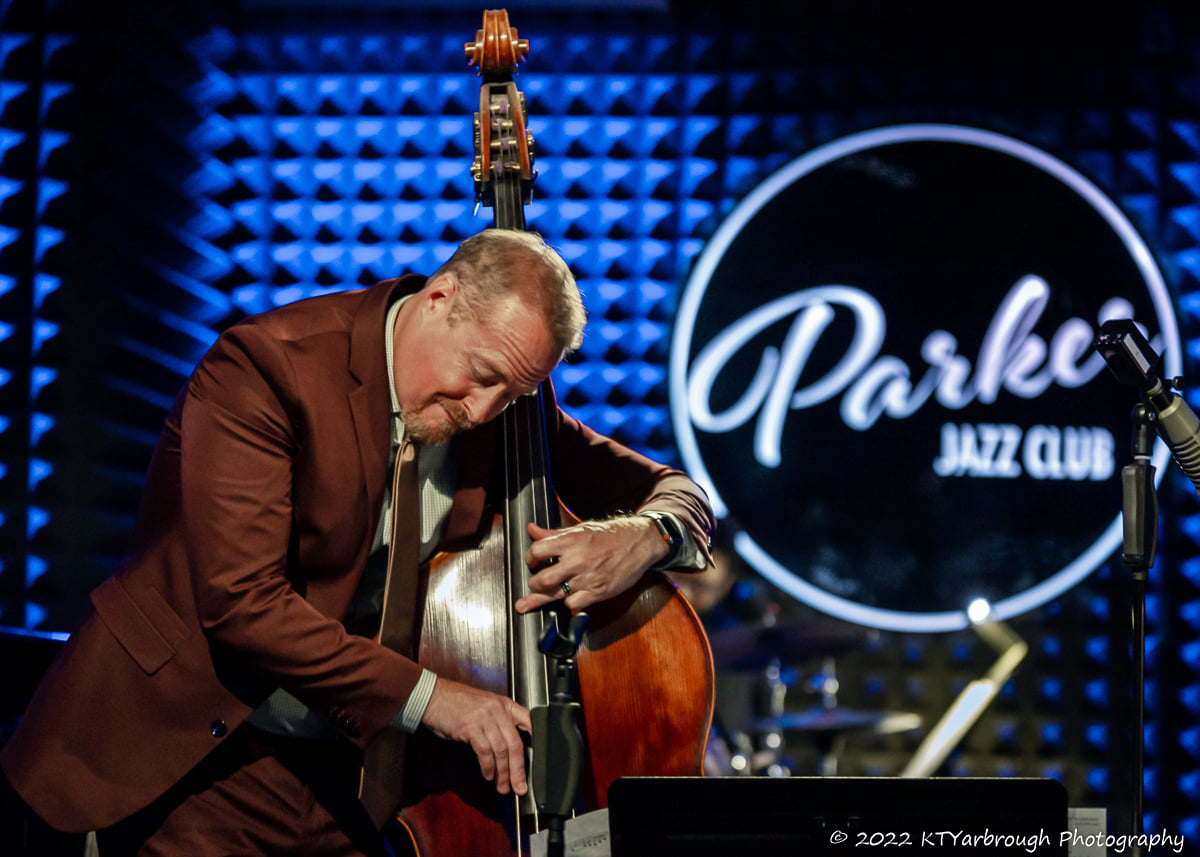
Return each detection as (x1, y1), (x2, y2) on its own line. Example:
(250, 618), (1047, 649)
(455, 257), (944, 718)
(1094, 319), (1200, 855)
(1120, 403), (1155, 853)
(531, 611), (588, 857)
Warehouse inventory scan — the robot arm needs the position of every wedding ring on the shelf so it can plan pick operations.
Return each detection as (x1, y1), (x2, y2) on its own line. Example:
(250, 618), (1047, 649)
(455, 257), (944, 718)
(560, 581), (571, 596)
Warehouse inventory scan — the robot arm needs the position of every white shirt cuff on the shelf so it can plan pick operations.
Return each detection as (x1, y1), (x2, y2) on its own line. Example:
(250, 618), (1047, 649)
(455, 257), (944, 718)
(391, 668), (437, 733)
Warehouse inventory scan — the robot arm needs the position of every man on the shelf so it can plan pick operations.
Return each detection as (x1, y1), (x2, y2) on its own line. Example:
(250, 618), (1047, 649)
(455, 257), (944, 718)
(0, 229), (714, 856)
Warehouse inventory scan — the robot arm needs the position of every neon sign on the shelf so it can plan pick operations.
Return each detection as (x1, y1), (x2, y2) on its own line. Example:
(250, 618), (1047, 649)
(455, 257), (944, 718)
(671, 125), (1179, 632)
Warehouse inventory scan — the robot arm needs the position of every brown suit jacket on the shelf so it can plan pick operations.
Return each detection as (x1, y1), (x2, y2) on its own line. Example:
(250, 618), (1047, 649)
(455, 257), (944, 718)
(0, 276), (714, 834)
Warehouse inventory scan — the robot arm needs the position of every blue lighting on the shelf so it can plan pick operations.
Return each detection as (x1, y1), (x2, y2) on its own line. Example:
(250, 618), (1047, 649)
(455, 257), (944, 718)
(1183, 683), (1200, 715)
(233, 285), (270, 316)
(273, 286), (305, 307)
(32, 320), (58, 354)
(33, 274), (59, 310)
(38, 127), (69, 166)
(432, 202), (469, 222)
(30, 367), (56, 398)
(34, 226), (62, 263)
(1181, 558), (1200, 588)
(1041, 636), (1063, 658)
(0, 32), (32, 62)
(350, 245), (384, 266)
(27, 458), (51, 491)
(1181, 771), (1200, 801)
(26, 509), (48, 541)
(1040, 677), (1064, 704)
(1084, 636), (1109, 663)
(23, 600), (47, 629)
(103, 377), (178, 413)
(1040, 721), (1063, 748)
(0, 127), (24, 158)
(0, 178), (21, 206)
(116, 334), (201, 377)
(0, 226), (18, 253)
(1084, 679), (1109, 708)
(0, 79), (26, 109)
(30, 413), (54, 446)
(36, 177), (67, 217)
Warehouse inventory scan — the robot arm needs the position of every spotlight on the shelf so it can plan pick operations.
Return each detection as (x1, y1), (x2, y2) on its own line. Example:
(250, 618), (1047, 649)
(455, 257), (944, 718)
(967, 598), (992, 624)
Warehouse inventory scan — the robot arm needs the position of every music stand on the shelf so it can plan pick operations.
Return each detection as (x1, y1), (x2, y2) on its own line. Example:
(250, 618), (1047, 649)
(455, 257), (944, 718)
(607, 776), (1068, 857)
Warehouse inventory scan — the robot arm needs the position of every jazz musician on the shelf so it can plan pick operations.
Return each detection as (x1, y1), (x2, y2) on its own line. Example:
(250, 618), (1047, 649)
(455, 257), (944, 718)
(1, 228), (714, 856)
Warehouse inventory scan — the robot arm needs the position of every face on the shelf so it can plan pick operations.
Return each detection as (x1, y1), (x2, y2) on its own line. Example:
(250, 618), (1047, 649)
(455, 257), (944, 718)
(394, 275), (563, 446)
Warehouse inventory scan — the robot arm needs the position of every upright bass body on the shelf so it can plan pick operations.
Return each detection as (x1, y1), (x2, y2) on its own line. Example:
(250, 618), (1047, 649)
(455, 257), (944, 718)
(398, 511), (714, 856)
(389, 10), (714, 856)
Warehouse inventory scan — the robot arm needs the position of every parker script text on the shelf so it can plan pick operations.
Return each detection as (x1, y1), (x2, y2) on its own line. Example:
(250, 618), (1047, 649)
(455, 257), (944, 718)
(687, 274), (1142, 469)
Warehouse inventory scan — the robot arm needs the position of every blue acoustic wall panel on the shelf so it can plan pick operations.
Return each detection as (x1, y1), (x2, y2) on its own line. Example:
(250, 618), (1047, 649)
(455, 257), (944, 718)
(1157, 106), (1200, 837)
(0, 0), (76, 633)
(0, 0), (237, 632)
(197, 27), (722, 465)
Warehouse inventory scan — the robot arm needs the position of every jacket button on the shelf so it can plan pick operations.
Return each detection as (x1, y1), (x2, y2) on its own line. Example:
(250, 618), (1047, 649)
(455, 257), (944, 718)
(211, 720), (228, 738)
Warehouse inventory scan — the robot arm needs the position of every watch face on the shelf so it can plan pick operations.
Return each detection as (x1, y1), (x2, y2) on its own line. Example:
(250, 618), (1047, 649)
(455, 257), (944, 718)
(649, 513), (682, 545)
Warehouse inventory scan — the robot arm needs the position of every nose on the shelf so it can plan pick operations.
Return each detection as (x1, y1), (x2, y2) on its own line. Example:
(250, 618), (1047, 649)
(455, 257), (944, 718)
(463, 386), (509, 425)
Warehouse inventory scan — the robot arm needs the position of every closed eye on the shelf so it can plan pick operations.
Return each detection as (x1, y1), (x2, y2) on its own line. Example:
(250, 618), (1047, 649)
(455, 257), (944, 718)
(471, 359), (502, 388)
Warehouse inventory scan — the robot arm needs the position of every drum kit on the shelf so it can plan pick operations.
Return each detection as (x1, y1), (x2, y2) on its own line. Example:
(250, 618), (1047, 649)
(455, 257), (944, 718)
(704, 618), (921, 778)
(668, 543), (920, 778)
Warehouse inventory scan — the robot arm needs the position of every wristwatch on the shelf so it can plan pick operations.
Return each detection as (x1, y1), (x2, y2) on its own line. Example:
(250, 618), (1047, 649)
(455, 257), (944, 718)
(641, 511), (684, 568)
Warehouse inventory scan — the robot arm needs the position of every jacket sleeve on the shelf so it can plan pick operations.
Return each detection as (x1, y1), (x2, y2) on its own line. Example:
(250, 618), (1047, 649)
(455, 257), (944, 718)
(180, 321), (422, 748)
(542, 384), (715, 567)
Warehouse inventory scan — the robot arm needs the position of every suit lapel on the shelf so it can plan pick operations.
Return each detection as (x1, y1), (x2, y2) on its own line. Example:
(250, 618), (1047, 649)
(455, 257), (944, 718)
(347, 276), (426, 527)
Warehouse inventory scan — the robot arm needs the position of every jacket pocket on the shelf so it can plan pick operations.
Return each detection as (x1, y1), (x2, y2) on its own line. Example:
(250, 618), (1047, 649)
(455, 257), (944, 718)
(91, 577), (189, 675)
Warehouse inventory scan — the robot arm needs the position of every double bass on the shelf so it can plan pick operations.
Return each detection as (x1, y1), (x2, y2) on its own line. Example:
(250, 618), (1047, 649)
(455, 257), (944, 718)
(386, 11), (715, 856)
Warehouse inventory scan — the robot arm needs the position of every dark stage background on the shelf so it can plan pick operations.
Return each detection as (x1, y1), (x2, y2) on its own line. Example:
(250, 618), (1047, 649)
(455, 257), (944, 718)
(2, 0), (1200, 846)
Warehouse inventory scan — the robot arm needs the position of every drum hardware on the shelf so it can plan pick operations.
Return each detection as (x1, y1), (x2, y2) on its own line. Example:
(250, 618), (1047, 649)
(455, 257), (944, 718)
(753, 657), (922, 776)
(708, 622), (865, 673)
(752, 708), (923, 736)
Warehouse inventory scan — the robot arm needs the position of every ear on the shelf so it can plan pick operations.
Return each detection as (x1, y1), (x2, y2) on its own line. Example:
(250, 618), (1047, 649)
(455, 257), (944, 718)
(422, 272), (458, 316)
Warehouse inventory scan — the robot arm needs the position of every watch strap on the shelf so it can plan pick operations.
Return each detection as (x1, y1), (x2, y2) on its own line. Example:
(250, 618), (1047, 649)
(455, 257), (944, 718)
(641, 511), (684, 568)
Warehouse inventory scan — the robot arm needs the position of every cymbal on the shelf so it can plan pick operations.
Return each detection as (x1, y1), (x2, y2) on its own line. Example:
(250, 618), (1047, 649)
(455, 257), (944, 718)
(708, 622), (865, 671)
(753, 708), (921, 736)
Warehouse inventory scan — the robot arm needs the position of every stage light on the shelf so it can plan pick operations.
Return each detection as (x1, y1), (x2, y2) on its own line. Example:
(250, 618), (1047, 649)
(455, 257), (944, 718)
(901, 607), (1027, 778)
(967, 598), (992, 624)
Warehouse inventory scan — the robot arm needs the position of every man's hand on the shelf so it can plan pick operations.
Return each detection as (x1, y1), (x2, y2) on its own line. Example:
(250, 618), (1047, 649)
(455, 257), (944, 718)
(419, 678), (531, 796)
(515, 516), (669, 613)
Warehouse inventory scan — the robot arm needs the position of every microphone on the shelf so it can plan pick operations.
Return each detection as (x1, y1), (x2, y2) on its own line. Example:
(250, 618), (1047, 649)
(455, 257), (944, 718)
(1095, 318), (1200, 495)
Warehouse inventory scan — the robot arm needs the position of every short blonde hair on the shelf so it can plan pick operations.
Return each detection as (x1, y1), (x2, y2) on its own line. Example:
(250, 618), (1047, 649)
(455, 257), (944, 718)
(433, 229), (586, 355)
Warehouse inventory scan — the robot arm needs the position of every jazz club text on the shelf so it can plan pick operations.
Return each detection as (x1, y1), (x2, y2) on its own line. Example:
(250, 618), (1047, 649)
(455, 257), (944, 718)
(932, 422), (1115, 481)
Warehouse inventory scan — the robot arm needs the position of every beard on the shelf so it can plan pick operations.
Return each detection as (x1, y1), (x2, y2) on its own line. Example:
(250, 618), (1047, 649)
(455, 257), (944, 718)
(400, 396), (474, 446)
